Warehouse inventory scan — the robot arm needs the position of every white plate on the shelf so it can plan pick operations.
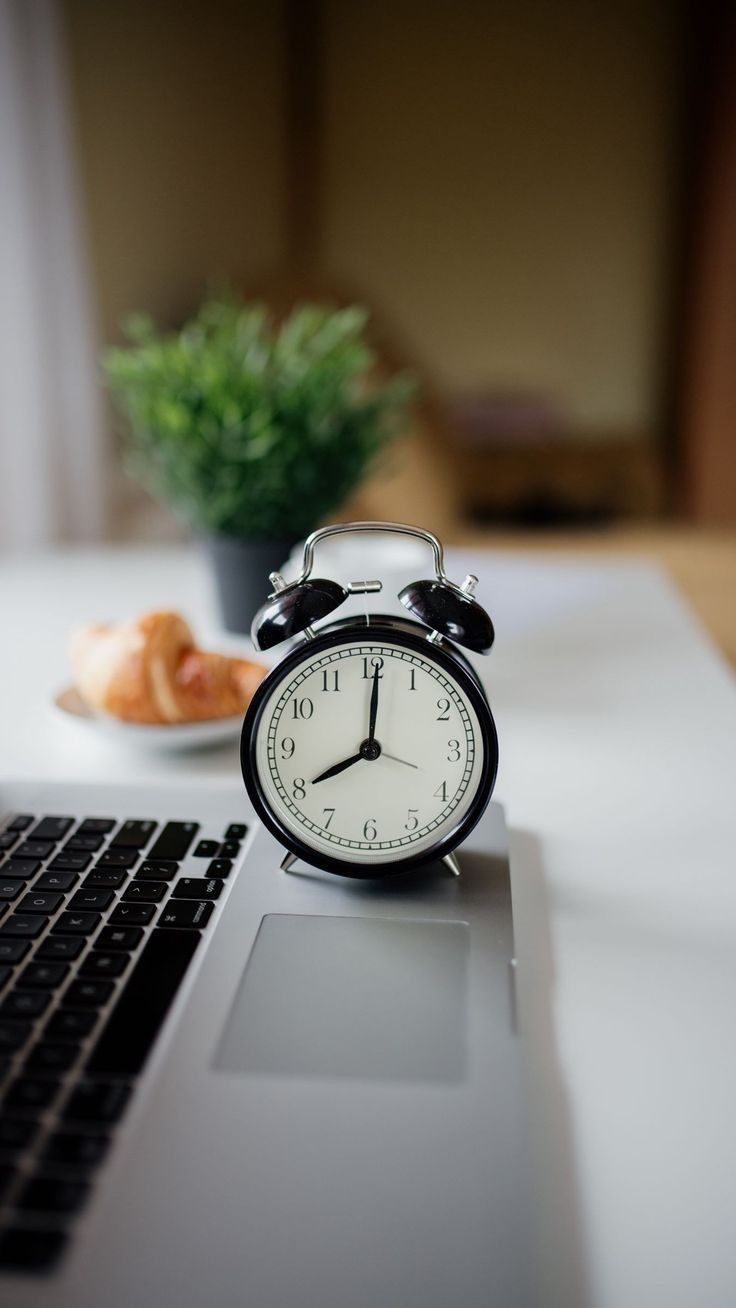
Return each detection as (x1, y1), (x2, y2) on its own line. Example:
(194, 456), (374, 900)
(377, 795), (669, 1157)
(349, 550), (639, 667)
(53, 686), (244, 750)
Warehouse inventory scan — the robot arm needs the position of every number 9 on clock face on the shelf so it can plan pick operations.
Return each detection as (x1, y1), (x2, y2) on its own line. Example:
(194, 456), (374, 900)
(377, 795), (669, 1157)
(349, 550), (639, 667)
(242, 624), (498, 876)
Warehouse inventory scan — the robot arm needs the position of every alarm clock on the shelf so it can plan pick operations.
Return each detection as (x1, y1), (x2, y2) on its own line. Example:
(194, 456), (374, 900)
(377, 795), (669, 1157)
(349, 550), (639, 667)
(240, 522), (498, 878)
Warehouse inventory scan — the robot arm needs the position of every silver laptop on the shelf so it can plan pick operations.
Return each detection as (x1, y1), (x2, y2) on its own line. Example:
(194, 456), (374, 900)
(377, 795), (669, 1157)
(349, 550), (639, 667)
(0, 778), (531, 1307)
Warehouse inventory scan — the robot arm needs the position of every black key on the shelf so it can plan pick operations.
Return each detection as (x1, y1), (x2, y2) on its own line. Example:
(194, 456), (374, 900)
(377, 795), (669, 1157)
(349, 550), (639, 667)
(8, 814), (34, 832)
(35, 870), (78, 892)
(110, 903), (156, 926)
(18, 891), (64, 915)
(43, 1130), (109, 1170)
(97, 925), (143, 951)
(0, 905), (7, 922)
(122, 881), (166, 903)
(83, 869), (126, 890)
(0, 1019), (32, 1051)
(6, 1077), (60, 1111)
(0, 965), (11, 989)
(37, 935), (84, 960)
(225, 823), (248, 840)
(172, 877), (223, 901)
(27, 1042), (80, 1073)
(16, 1171), (89, 1214)
(47, 1009), (96, 1040)
(79, 952), (128, 980)
(207, 858), (232, 878)
(1, 990), (52, 1019)
(64, 979), (114, 1008)
(219, 840), (241, 859)
(0, 1226), (68, 1272)
(0, 879), (25, 901)
(21, 961), (69, 989)
(0, 937), (30, 963)
(77, 818), (116, 835)
(68, 888), (114, 912)
(65, 832), (105, 853)
(2, 859), (40, 879)
(110, 820), (157, 849)
(0, 1163), (17, 1200)
(158, 900), (213, 929)
(0, 832), (18, 851)
(136, 860), (178, 881)
(1, 914), (47, 938)
(52, 911), (101, 935)
(0, 1117), (38, 1152)
(87, 929), (199, 1076)
(63, 1080), (130, 1124)
(14, 840), (54, 860)
(148, 821), (198, 861)
(30, 817), (74, 842)
(49, 851), (92, 872)
(96, 848), (138, 870)
(193, 839), (219, 858)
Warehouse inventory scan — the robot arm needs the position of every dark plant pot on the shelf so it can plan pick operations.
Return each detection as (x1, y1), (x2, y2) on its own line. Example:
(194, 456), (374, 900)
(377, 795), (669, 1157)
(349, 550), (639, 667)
(204, 534), (299, 636)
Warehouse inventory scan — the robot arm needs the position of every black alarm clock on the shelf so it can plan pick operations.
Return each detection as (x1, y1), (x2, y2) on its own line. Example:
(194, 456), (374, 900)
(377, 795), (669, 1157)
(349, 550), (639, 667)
(240, 522), (498, 878)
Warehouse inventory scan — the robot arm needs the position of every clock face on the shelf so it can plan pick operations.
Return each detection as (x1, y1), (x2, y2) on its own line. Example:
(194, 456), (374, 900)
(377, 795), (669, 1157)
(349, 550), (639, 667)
(248, 633), (492, 868)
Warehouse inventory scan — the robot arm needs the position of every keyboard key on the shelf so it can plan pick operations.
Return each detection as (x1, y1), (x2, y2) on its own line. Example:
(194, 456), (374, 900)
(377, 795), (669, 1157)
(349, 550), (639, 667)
(225, 823), (248, 840)
(0, 938), (31, 963)
(0, 879), (25, 901)
(18, 891), (64, 915)
(16, 1172), (89, 1214)
(172, 877), (223, 901)
(27, 1042), (80, 1073)
(52, 911), (101, 935)
(158, 900), (213, 929)
(83, 869), (127, 890)
(1, 914), (47, 938)
(47, 1009), (96, 1040)
(49, 852), (92, 872)
(37, 936), (84, 960)
(35, 870), (78, 892)
(63, 1080), (130, 1124)
(79, 952), (128, 979)
(2, 859), (40, 880)
(122, 881), (166, 903)
(219, 841), (241, 859)
(43, 1130), (109, 1170)
(136, 860), (179, 881)
(110, 820), (157, 849)
(68, 888), (114, 912)
(65, 832), (105, 852)
(96, 848), (138, 869)
(0, 990), (52, 1019)
(0, 1117), (38, 1153)
(14, 840), (54, 860)
(6, 1077), (60, 1111)
(207, 858), (232, 878)
(87, 929), (199, 1076)
(0, 832), (18, 851)
(0, 1226), (68, 1272)
(64, 979), (114, 1008)
(0, 965), (11, 989)
(77, 818), (116, 835)
(8, 814), (34, 832)
(96, 925), (143, 952)
(109, 903), (156, 926)
(148, 821), (198, 861)
(0, 1019), (32, 1051)
(193, 840), (219, 858)
(30, 817), (74, 842)
(20, 961), (69, 989)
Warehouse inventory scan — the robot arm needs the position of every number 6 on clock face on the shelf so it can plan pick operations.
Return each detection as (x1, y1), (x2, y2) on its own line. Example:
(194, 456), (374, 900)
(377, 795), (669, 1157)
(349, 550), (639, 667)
(242, 622), (498, 877)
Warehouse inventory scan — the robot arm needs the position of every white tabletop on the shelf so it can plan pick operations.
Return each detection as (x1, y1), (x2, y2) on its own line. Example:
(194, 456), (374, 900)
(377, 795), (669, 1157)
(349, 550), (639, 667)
(2, 543), (735, 1308)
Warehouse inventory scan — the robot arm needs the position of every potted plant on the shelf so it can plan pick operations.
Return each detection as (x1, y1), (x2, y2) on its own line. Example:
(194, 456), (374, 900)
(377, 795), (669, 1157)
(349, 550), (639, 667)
(103, 295), (413, 632)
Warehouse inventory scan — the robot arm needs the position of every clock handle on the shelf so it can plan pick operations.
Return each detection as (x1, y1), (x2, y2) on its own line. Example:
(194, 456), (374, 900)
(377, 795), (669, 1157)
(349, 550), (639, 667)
(296, 521), (449, 586)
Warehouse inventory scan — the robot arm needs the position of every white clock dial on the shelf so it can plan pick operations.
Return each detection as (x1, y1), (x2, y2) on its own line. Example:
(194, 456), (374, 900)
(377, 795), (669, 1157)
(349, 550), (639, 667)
(253, 640), (485, 864)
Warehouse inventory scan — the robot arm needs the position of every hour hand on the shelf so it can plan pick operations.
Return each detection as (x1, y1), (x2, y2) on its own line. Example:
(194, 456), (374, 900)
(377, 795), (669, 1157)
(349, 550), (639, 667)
(311, 752), (364, 784)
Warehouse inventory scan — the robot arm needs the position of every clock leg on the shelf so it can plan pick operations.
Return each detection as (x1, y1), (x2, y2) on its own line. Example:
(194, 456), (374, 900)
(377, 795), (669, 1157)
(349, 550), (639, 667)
(443, 851), (461, 877)
(281, 851), (298, 873)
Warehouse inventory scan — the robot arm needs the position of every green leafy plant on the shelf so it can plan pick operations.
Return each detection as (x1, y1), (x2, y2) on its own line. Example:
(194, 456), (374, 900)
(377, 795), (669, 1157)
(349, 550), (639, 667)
(103, 296), (414, 539)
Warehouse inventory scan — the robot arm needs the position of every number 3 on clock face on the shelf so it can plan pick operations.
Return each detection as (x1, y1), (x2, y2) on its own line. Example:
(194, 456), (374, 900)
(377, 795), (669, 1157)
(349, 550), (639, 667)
(243, 625), (498, 876)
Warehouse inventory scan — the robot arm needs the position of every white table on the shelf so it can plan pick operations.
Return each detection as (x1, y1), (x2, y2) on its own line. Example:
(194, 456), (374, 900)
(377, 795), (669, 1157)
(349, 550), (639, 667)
(2, 544), (736, 1308)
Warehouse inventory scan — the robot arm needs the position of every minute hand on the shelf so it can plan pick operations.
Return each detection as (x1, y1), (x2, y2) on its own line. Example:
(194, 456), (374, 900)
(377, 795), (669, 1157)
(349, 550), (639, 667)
(312, 752), (363, 785)
(368, 664), (380, 741)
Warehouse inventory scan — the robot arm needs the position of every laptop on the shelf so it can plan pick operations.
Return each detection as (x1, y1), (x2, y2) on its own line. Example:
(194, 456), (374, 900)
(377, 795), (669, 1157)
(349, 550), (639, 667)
(0, 777), (532, 1307)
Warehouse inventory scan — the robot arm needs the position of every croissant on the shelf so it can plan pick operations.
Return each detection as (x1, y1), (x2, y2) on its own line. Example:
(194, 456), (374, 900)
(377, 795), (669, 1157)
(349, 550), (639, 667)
(70, 610), (265, 724)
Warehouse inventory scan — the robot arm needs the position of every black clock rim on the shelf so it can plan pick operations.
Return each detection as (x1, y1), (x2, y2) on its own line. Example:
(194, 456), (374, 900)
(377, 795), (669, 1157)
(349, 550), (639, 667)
(240, 619), (499, 879)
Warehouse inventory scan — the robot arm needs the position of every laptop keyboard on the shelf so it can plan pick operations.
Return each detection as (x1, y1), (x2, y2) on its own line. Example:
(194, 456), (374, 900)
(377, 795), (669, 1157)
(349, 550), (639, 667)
(0, 811), (247, 1274)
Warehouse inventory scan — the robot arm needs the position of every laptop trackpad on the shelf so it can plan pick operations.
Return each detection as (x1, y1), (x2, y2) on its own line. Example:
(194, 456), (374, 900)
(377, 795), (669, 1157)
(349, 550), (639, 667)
(214, 913), (468, 1082)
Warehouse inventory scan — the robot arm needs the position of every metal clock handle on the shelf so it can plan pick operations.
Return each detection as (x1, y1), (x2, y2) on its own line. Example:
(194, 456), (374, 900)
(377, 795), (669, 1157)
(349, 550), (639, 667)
(295, 521), (449, 587)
